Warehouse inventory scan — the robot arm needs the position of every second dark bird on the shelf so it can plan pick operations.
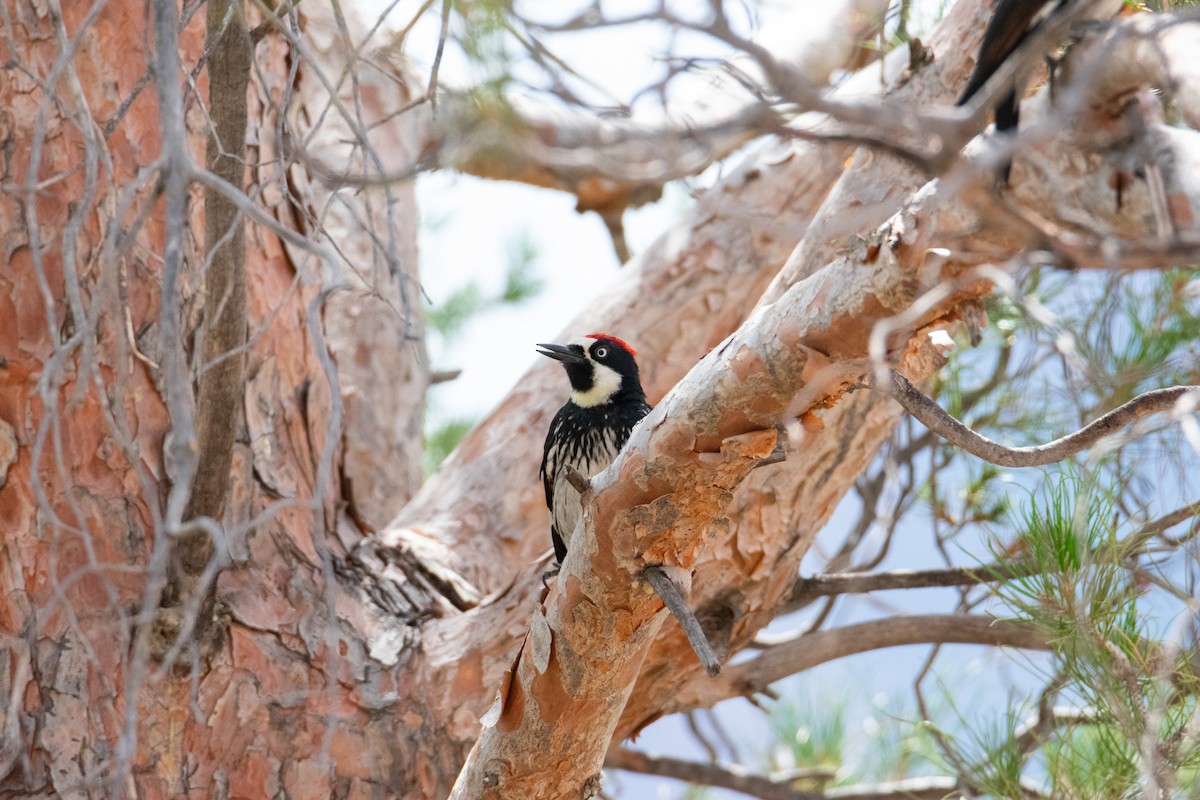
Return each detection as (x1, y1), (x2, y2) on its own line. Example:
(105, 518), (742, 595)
(957, 0), (1125, 181)
(538, 334), (651, 573)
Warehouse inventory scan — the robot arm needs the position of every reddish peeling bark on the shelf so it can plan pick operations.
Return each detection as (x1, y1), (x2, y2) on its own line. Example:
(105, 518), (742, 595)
(0, 3), (427, 797)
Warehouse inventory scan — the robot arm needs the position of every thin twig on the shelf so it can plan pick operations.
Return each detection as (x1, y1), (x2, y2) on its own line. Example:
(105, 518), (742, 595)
(1015, 705), (1096, 756)
(426, 0), (451, 111)
(1132, 499), (1200, 546)
(643, 566), (721, 677)
(683, 711), (719, 763)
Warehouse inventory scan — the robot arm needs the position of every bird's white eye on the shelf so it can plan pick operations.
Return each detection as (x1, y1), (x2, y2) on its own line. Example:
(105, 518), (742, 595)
(595, 346), (609, 359)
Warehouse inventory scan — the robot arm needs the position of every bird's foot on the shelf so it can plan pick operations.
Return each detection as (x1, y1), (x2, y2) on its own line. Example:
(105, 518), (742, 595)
(541, 566), (561, 589)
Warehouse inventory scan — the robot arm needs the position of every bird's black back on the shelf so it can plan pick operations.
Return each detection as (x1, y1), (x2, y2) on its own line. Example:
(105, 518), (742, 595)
(540, 396), (652, 562)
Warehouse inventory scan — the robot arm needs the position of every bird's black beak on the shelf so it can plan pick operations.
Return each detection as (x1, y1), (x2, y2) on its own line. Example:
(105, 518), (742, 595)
(536, 342), (587, 365)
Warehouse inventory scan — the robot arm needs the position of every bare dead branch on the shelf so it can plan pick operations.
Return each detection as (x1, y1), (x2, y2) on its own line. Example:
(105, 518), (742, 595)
(597, 207), (632, 265)
(683, 710), (719, 763)
(913, 646), (979, 792)
(1015, 705), (1098, 756)
(886, 371), (1200, 468)
(249, 0), (305, 43)
(426, 0), (451, 110)
(1132, 499), (1200, 546)
(785, 501), (1199, 622)
(424, 96), (778, 212)
(824, 777), (968, 800)
(153, 0), (199, 530)
(644, 566), (721, 677)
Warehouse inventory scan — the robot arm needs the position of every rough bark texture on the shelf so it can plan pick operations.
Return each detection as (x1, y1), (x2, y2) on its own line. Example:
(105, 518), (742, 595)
(279, 4), (428, 531)
(0, 2), (426, 797)
(0, 1), (1197, 799)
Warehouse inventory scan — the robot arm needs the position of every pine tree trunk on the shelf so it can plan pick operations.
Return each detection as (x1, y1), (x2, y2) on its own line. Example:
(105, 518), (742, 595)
(0, 3), (428, 796)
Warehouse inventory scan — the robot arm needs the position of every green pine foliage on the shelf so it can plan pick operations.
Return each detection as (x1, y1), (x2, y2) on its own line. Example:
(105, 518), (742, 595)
(768, 688), (946, 788)
(769, 692), (847, 773)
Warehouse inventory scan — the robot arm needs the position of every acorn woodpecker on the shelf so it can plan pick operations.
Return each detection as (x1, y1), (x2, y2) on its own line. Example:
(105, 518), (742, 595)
(537, 333), (652, 572)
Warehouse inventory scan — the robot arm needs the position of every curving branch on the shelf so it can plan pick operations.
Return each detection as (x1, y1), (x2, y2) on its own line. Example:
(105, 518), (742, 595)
(1014, 705), (1097, 757)
(606, 749), (959, 800)
(886, 372), (1200, 468)
(1131, 499), (1200, 546)
(676, 615), (1051, 711)
(439, 7), (1200, 796)
(418, 0), (895, 218)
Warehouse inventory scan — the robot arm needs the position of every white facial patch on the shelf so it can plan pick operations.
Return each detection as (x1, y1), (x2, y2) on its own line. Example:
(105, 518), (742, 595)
(570, 337), (623, 407)
(572, 362), (622, 407)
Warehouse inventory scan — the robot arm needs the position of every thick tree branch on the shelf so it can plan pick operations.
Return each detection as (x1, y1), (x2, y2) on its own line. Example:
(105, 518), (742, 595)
(416, 0), (892, 216)
(886, 371), (1200, 468)
(606, 749), (960, 800)
(447, 11), (1200, 788)
(428, 96), (775, 214)
(676, 615), (1051, 710)
(395, 0), (995, 600)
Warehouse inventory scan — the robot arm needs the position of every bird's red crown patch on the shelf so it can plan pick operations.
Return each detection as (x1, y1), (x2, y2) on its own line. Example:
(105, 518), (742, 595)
(586, 333), (637, 357)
